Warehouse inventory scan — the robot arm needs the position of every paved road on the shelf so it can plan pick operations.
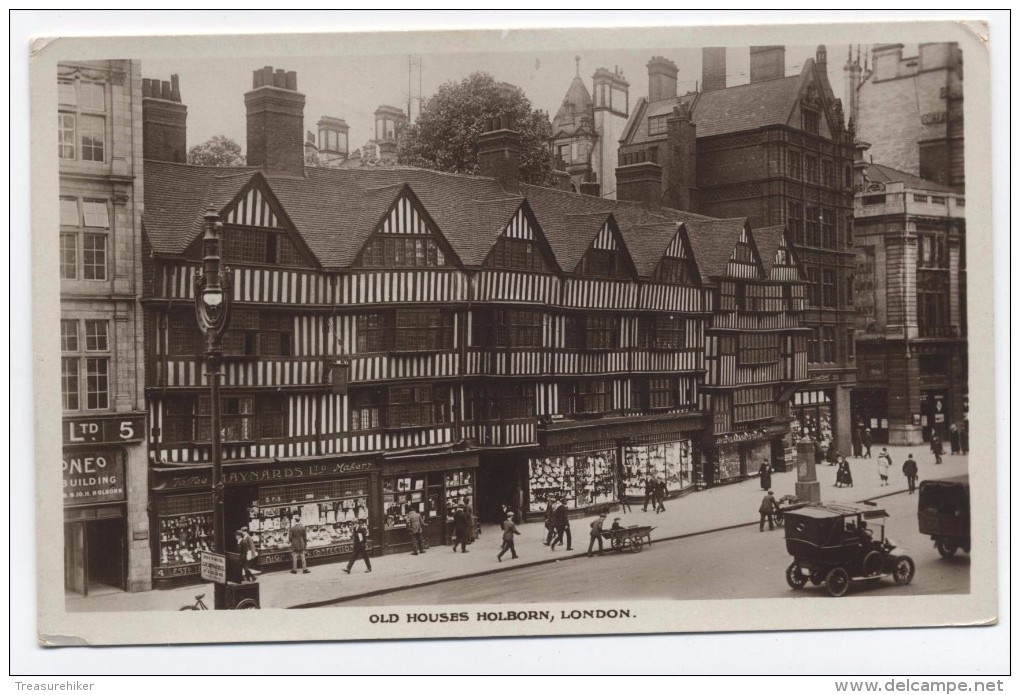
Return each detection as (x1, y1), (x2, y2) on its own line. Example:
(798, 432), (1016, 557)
(342, 491), (969, 605)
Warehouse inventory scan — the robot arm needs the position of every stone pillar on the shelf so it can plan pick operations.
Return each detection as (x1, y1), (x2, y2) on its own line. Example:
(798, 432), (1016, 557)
(834, 384), (852, 456)
(795, 435), (821, 503)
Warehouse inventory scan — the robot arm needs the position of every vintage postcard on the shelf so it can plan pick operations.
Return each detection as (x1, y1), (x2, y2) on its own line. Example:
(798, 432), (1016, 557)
(27, 16), (998, 652)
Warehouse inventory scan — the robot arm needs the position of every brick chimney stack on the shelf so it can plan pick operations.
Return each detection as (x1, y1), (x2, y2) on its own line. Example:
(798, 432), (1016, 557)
(663, 103), (697, 212)
(647, 56), (679, 102)
(142, 74), (187, 162)
(245, 66), (306, 177)
(477, 114), (521, 192)
(750, 46), (786, 83)
(701, 47), (727, 92)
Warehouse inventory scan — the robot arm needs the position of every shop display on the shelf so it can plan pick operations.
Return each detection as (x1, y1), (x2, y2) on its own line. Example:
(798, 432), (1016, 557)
(158, 512), (214, 566)
(443, 470), (474, 516)
(383, 474), (428, 529)
(247, 479), (370, 553)
(622, 440), (694, 496)
(527, 451), (616, 512)
(527, 455), (575, 512)
(718, 446), (742, 481)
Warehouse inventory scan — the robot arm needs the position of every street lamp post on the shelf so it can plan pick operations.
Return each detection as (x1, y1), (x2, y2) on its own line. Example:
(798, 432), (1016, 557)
(194, 205), (232, 610)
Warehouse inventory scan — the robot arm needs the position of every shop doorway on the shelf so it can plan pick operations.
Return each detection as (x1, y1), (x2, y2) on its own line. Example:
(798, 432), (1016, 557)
(65, 517), (126, 596)
(850, 389), (889, 444)
(477, 458), (522, 523)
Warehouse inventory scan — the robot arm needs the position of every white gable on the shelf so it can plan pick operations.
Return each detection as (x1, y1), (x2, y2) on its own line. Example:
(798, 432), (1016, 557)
(379, 195), (430, 235)
(225, 186), (281, 228)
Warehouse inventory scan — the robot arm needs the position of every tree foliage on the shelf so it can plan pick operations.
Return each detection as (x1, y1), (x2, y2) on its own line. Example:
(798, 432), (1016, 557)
(187, 135), (245, 167)
(398, 72), (553, 186)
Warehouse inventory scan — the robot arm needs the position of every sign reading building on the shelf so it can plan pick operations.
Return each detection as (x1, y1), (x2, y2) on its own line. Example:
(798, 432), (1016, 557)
(62, 449), (125, 505)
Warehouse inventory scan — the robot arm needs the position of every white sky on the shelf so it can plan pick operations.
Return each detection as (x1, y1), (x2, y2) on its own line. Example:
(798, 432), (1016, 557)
(142, 44), (864, 156)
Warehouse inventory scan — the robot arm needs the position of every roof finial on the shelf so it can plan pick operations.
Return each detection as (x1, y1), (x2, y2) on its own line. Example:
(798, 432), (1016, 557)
(575, 55), (581, 77)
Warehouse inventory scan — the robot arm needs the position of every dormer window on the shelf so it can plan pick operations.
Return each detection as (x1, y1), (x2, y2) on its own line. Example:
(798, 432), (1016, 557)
(648, 115), (668, 136)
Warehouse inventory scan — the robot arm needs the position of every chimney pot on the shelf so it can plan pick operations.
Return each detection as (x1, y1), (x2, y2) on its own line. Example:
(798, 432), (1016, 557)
(477, 114), (522, 191)
(161, 80), (172, 100)
(143, 74), (188, 162)
(245, 66), (306, 176)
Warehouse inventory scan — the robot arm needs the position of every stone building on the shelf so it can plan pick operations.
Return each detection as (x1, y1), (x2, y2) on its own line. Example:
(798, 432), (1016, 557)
(549, 57), (630, 197)
(851, 158), (967, 446)
(348, 105), (407, 164)
(615, 46), (857, 454)
(59, 60), (150, 594)
(845, 43), (964, 190)
(137, 66), (809, 586)
(304, 115), (350, 167)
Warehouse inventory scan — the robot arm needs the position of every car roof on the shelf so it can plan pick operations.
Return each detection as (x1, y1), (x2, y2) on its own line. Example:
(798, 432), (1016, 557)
(786, 502), (890, 520)
(919, 475), (969, 489)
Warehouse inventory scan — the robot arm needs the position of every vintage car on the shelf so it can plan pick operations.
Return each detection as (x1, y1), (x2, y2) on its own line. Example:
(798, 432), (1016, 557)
(784, 502), (915, 597)
(918, 476), (970, 558)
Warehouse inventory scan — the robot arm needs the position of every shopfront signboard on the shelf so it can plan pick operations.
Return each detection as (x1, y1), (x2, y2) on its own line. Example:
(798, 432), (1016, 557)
(62, 449), (125, 506)
(64, 414), (146, 445)
(199, 551), (226, 584)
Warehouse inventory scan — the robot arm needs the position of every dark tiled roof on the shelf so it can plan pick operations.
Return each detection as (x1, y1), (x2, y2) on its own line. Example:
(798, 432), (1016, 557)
(613, 205), (703, 276)
(623, 74), (804, 145)
(552, 75), (593, 130)
(751, 224), (787, 275)
(683, 218), (748, 280)
(864, 162), (957, 193)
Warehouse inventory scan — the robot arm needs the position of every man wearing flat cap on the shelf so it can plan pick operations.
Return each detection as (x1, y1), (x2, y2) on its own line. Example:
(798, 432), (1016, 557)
(587, 513), (607, 557)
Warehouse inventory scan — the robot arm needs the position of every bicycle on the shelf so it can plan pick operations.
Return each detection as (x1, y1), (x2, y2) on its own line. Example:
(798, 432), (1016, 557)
(179, 592), (259, 610)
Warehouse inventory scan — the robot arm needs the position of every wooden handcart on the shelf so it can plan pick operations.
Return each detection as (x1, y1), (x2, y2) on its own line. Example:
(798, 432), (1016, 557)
(774, 495), (810, 527)
(602, 525), (655, 553)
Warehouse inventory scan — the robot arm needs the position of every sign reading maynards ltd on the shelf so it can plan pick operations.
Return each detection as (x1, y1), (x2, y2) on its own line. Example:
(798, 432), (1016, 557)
(62, 449), (125, 505)
(151, 458), (379, 491)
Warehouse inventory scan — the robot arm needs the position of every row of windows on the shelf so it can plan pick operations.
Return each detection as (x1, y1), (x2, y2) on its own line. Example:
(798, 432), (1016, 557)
(360, 235), (447, 268)
(804, 266), (839, 308)
(160, 394), (287, 443)
(60, 319), (110, 411)
(737, 334), (780, 366)
(483, 236), (550, 273)
(788, 202), (837, 250)
(222, 229), (304, 267)
(787, 149), (849, 189)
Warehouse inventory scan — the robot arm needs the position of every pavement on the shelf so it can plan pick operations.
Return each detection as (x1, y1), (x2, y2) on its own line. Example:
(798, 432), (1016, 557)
(65, 444), (967, 612)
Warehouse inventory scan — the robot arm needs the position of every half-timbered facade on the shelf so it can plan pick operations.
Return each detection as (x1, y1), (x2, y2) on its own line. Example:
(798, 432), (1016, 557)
(140, 66), (810, 584)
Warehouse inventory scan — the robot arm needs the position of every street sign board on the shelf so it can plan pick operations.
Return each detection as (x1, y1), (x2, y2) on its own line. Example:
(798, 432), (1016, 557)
(200, 551), (226, 584)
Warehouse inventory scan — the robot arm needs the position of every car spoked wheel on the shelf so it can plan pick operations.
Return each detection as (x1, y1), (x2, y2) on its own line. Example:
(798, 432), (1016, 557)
(785, 562), (807, 589)
(825, 567), (850, 597)
(892, 556), (916, 585)
(936, 540), (958, 558)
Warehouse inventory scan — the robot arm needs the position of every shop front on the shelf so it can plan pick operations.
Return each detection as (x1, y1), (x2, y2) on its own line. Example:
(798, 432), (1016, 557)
(791, 389), (835, 447)
(150, 455), (381, 587)
(703, 424), (791, 487)
(850, 388), (890, 445)
(526, 445), (618, 518)
(620, 436), (696, 501)
(380, 451), (479, 553)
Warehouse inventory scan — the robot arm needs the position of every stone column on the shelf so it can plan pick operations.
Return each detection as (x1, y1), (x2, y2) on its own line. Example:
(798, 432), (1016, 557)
(795, 435), (821, 503)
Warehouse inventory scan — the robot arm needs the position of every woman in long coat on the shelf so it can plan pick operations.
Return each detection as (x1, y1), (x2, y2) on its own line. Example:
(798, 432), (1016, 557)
(836, 457), (854, 488)
(758, 462), (772, 491)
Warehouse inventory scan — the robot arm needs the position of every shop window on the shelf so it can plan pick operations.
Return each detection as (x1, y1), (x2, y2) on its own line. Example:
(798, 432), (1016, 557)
(58, 79), (106, 162)
(394, 308), (454, 352)
(59, 197), (109, 280)
(638, 314), (685, 350)
(60, 318), (109, 411)
(356, 312), (391, 353)
(484, 236), (549, 272)
(361, 235), (447, 268)
(474, 308), (543, 348)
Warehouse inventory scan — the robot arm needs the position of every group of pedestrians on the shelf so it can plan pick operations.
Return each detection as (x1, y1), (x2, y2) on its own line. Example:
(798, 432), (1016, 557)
(643, 476), (668, 513)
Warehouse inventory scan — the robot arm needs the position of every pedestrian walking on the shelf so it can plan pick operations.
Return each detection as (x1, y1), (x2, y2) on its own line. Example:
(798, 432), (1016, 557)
(406, 508), (426, 555)
(931, 434), (944, 465)
(836, 457), (854, 488)
(758, 461), (772, 491)
(902, 454), (919, 495)
(343, 519), (372, 573)
(236, 528), (258, 582)
(877, 448), (893, 486)
(452, 504), (470, 553)
(862, 428), (873, 458)
(654, 478), (667, 513)
(496, 513), (520, 562)
(542, 498), (556, 545)
(949, 424), (961, 455)
(759, 490), (779, 532)
(550, 498), (572, 551)
(587, 513), (606, 557)
(288, 516), (310, 574)
(464, 497), (476, 543)
(642, 475), (655, 512)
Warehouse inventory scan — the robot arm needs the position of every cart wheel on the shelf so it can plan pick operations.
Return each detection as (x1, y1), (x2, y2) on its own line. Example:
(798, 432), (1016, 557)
(809, 570), (825, 586)
(785, 562), (807, 589)
(235, 598), (260, 610)
(612, 537), (623, 550)
(826, 567), (850, 597)
(936, 539), (958, 558)
(862, 550), (884, 577)
(892, 556), (916, 585)
(775, 512), (785, 528)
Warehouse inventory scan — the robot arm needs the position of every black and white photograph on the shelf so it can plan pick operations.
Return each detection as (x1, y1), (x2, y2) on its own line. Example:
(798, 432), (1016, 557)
(16, 12), (1005, 674)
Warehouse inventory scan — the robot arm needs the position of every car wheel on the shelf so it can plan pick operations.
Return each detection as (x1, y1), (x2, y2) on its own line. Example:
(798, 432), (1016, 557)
(786, 562), (807, 589)
(862, 550), (884, 577)
(892, 556), (916, 585)
(936, 540), (958, 558)
(826, 567), (850, 597)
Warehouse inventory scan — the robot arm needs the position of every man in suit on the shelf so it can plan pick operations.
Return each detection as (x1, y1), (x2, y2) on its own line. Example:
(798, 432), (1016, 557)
(654, 478), (667, 513)
(343, 519), (372, 573)
(406, 508), (426, 555)
(452, 504), (470, 553)
(550, 499), (572, 551)
(288, 517), (309, 574)
(902, 454), (919, 495)
(642, 476), (655, 512)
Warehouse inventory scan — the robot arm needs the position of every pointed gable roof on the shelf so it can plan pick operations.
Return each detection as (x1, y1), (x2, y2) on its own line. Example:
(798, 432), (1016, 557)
(752, 224), (787, 275)
(683, 217), (749, 281)
(553, 75), (593, 130)
(613, 204), (704, 278)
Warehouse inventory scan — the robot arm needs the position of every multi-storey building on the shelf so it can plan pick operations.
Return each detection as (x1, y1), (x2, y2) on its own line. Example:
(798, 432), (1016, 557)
(851, 159), (967, 446)
(304, 116), (350, 167)
(348, 105), (407, 164)
(615, 46), (857, 454)
(844, 43), (964, 190)
(549, 58), (630, 197)
(59, 60), (150, 594)
(139, 66), (808, 585)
